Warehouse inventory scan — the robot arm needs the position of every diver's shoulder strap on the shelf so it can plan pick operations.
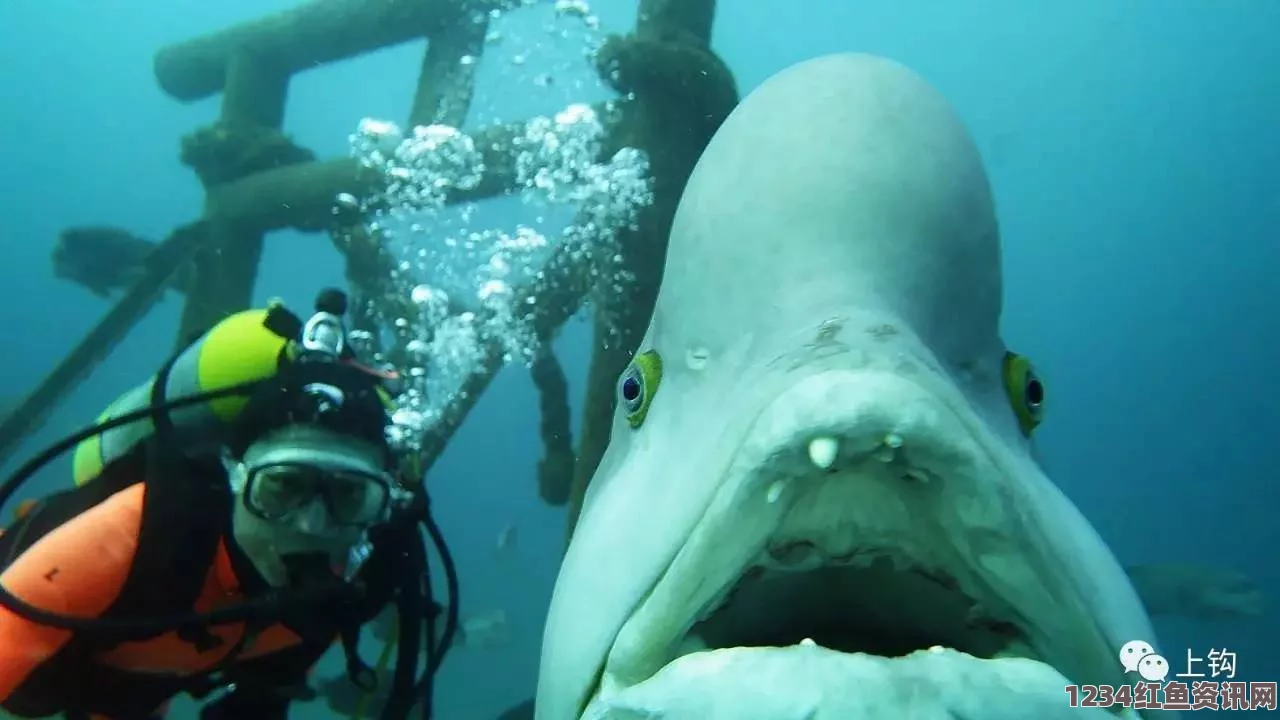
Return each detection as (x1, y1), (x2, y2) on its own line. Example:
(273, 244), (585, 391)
(87, 339), (234, 648)
(102, 441), (231, 649)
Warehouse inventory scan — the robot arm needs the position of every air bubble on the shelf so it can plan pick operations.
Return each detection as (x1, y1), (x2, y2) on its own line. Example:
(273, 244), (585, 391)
(341, 7), (654, 452)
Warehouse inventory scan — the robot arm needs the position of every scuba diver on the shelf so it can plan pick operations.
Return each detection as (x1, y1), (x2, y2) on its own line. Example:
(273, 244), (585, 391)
(0, 288), (457, 720)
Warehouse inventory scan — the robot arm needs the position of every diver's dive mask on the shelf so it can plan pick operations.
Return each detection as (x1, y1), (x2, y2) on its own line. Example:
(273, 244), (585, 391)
(240, 443), (394, 529)
(226, 434), (393, 587)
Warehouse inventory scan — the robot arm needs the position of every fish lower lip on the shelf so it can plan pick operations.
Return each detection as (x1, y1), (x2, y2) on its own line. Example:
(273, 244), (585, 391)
(586, 647), (1105, 720)
(586, 648), (1090, 712)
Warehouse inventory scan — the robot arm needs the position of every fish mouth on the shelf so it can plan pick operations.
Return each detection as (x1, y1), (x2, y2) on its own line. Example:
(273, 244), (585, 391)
(581, 369), (1126, 717)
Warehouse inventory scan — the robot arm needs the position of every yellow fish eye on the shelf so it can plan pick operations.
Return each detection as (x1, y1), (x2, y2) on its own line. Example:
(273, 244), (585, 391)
(618, 349), (663, 429)
(1002, 351), (1046, 436)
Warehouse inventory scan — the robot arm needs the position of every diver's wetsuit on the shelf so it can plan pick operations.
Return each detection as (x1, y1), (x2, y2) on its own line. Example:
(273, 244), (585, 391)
(0, 478), (397, 720)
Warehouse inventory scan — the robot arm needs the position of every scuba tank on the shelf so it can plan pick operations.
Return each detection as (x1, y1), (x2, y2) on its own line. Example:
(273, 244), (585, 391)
(70, 289), (373, 486)
(71, 305), (293, 486)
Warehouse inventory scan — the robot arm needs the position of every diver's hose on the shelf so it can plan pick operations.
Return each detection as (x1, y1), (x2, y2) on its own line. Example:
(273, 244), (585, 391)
(0, 382), (257, 512)
(381, 526), (427, 720)
(416, 512), (459, 715)
(419, 571), (437, 720)
(356, 620), (400, 719)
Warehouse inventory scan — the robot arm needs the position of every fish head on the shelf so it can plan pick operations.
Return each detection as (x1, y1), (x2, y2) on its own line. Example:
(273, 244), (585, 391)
(537, 53), (1162, 719)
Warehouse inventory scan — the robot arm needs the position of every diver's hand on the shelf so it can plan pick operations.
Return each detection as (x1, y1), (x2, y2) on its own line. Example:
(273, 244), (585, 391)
(582, 644), (1124, 720)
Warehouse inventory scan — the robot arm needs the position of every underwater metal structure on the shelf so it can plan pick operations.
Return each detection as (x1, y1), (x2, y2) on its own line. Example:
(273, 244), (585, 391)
(1, 0), (737, 536)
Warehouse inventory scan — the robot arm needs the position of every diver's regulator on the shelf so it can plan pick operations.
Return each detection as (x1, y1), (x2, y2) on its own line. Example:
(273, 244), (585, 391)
(300, 288), (350, 361)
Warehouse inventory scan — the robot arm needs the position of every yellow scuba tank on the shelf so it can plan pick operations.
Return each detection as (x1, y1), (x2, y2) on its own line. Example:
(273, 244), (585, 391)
(70, 307), (293, 486)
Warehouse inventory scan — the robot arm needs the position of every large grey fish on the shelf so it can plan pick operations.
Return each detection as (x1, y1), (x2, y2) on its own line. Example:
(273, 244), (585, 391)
(536, 53), (1170, 719)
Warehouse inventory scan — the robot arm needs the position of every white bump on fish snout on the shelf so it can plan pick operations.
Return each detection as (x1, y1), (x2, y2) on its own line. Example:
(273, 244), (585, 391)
(806, 436), (838, 470)
(766, 480), (787, 504)
(800, 637), (817, 647)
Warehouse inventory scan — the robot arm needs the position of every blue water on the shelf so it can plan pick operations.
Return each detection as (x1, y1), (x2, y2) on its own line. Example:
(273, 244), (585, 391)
(0, 0), (1276, 717)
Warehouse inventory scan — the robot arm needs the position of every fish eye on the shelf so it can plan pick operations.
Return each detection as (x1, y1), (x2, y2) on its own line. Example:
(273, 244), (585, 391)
(618, 349), (663, 429)
(1002, 351), (1046, 436)
(1024, 371), (1045, 410)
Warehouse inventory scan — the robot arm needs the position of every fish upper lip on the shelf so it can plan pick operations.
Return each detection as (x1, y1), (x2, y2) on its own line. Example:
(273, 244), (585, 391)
(583, 368), (1123, 716)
